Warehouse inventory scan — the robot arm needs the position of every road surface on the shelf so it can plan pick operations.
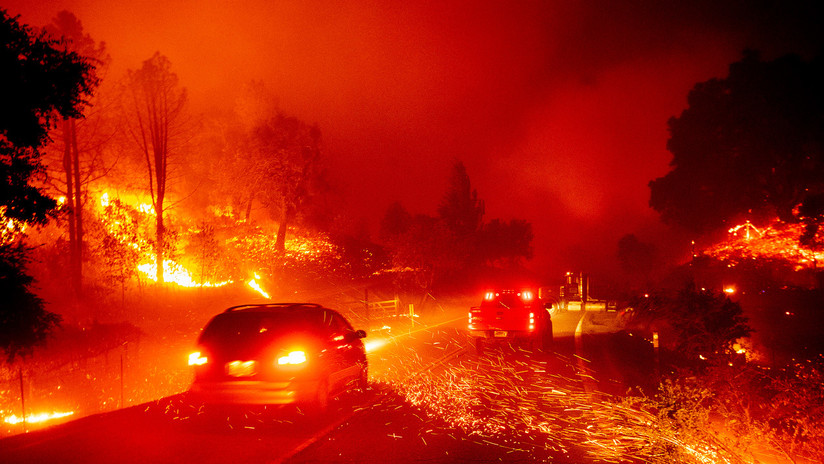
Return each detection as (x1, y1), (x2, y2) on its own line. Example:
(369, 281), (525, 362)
(1, 309), (659, 463)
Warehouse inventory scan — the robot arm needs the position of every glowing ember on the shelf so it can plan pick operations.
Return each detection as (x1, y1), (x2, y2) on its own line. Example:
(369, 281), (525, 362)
(4, 411), (74, 425)
(370, 329), (736, 463)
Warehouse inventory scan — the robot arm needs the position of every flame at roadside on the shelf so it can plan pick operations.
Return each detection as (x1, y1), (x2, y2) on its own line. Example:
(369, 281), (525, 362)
(4, 411), (74, 425)
(247, 273), (270, 299)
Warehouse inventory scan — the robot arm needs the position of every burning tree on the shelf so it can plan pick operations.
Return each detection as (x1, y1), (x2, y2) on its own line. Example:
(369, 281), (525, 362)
(93, 197), (141, 301)
(251, 113), (325, 254)
(122, 52), (188, 284)
(1, 8), (96, 361)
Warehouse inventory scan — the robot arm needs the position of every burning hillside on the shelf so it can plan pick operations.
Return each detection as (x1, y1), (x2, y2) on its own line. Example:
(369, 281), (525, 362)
(702, 220), (823, 270)
(89, 189), (354, 295)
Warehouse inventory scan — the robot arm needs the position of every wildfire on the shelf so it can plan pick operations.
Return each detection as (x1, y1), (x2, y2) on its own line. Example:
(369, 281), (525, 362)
(4, 411), (74, 425)
(0, 207), (27, 244)
(138, 260), (231, 288)
(98, 191), (232, 288)
(705, 219), (824, 269)
(247, 273), (270, 299)
(94, 190), (344, 295)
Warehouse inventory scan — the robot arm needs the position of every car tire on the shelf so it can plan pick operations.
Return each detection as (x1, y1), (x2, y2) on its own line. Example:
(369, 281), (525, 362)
(475, 337), (485, 356)
(308, 377), (329, 414)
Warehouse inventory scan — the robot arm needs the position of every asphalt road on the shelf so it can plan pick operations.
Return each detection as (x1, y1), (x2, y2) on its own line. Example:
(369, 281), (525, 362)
(0, 310), (658, 463)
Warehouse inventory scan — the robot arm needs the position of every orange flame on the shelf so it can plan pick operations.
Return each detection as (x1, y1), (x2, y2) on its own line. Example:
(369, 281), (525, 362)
(706, 219), (823, 269)
(247, 273), (270, 298)
(4, 411), (74, 425)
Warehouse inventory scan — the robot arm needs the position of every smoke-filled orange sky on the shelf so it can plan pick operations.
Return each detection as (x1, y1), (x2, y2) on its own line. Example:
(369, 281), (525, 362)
(3, 0), (822, 275)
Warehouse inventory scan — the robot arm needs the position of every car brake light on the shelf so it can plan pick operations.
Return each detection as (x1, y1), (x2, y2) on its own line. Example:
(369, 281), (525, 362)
(277, 350), (307, 365)
(188, 351), (207, 366)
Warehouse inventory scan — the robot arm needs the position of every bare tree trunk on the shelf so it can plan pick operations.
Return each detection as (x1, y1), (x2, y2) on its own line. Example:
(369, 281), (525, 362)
(275, 202), (291, 253)
(70, 119), (83, 298)
(62, 119), (80, 298)
(156, 206), (164, 284)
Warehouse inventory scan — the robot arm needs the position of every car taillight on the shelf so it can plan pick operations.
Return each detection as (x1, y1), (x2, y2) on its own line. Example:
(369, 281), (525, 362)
(277, 350), (307, 366)
(529, 312), (535, 330)
(484, 291), (496, 301)
(521, 291), (534, 302)
(188, 351), (208, 366)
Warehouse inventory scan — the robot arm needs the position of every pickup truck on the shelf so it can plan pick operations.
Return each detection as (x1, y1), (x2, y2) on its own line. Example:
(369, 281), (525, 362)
(468, 289), (553, 355)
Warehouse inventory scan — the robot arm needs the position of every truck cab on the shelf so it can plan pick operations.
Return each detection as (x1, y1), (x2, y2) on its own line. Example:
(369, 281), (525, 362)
(468, 289), (553, 355)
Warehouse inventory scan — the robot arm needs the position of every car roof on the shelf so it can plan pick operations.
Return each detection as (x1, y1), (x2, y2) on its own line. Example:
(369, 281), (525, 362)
(222, 303), (326, 314)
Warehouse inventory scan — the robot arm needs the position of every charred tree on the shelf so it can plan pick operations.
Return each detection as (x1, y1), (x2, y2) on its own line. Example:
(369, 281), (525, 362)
(123, 52), (188, 284)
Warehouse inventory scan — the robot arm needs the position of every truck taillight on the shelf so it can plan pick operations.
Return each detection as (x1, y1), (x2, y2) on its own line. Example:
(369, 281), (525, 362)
(484, 291), (496, 301)
(521, 291), (534, 302)
(188, 351), (208, 366)
(277, 350), (307, 366)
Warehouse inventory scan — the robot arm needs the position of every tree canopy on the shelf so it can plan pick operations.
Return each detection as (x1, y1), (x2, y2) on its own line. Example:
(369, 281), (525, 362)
(380, 161), (534, 291)
(1, 9), (96, 226)
(649, 51), (824, 235)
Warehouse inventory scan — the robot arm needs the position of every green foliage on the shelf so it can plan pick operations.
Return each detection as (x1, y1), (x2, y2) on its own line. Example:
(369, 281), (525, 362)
(649, 51), (824, 235)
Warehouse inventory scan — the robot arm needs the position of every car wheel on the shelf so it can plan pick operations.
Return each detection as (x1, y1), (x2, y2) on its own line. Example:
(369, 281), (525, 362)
(308, 377), (329, 414)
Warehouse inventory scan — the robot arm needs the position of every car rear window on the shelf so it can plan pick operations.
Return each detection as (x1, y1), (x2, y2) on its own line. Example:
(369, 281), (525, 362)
(200, 311), (321, 344)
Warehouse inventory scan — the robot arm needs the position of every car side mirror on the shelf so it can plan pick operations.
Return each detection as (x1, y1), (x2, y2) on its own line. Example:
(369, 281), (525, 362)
(355, 329), (367, 339)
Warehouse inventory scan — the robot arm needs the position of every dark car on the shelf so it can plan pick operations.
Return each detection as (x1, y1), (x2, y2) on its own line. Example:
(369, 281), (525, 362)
(188, 303), (368, 411)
